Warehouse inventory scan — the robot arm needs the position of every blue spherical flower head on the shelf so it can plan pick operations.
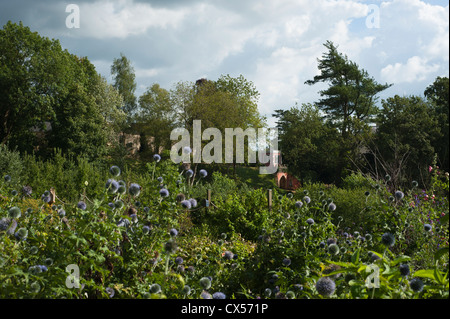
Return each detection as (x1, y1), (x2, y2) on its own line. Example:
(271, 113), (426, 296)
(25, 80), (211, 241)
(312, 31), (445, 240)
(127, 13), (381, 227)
(306, 218), (315, 225)
(8, 206), (21, 219)
(109, 165), (121, 177)
(282, 258), (291, 266)
(199, 277), (212, 289)
(142, 225), (150, 235)
(15, 228), (28, 241)
(58, 209), (66, 217)
(105, 287), (115, 298)
(185, 169), (194, 178)
(295, 201), (303, 209)
(169, 228), (178, 237)
(424, 223), (432, 232)
(328, 244), (340, 255)
(223, 251), (234, 260)
(381, 232), (395, 247)
(409, 278), (424, 293)
(394, 190), (404, 200)
(315, 277), (336, 297)
(175, 257), (183, 265)
(182, 285), (191, 295)
(180, 200), (192, 209)
(77, 201), (87, 210)
(399, 264), (410, 277)
(4, 175), (11, 183)
(106, 179), (119, 194)
(212, 292), (226, 299)
(129, 183), (141, 197)
(199, 169), (208, 178)
(114, 200), (124, 209)
(159, 188), (169, 198)
(189, 198), (198, 208)
(328, 202), (336, 211)
(303, 196), (311, 204)
(264, 288), (272, 298)
(150, 284), (161, 294)
(200, 291), (212, 299)
(286, 291), (295, 299)
(153, 154), (161, 162)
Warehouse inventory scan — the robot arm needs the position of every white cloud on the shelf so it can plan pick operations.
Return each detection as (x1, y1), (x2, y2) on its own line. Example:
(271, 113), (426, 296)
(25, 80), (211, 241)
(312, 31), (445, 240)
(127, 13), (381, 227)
(380, 56), (440, 83)
(76, 0), (188, 39)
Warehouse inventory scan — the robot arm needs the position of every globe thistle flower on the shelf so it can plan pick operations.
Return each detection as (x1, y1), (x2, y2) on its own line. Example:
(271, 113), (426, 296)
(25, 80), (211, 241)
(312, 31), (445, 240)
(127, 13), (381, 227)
(159, 188), (169, 198)
(4, 175), (11, 182)
(199, 169), (208, 178)
(29, 246), (38, 254)
(189, 198), (198, 208)
(295, 201), (303, 209)
(8, 206), (21, 219)
(303, 196), (311, 204)
(399, 264), (410, 277)
(306, 218), (315, 225)
(381, 232), (395, 247)
(105, 287), (115, 298)
(77, 201), (87, 210)
(142, 225), (150, 234)
(199, 277), (212, 289)
(315, 277), (336, 297)
(285, 291), (295, 299)
(157, 176), (164, 183)
(409, 278), (424, 293)
(180, 200), (191, 209)
(424, 224), (432, 232)
(164, 240), (178, 254)
(394, 190), (404, 200)
(29, 282), (41, 294)
(264, 288), (272, 298)
(22, 185), (32, 196)
(223, 251), (234, 260)
(328, 203), (336, 211)
(114, 200), (124, 209)
(44, 258), (53, 266)
(328, 244), (340, 255)
(200, 291), (212, 299)
(117, 184), (126, 194)
(319, 241), (326, 249)
(385, 174), (391, 182)
(11, 189), (18, 197)
(185, 169), (194, 178)
(39, 265), (48, 272)
(58, 209), (66, 217)
(129, 183), (141, 197)
(109, 165), (121, 177)
(182, 285), (191, 295)
(42, 193), (51, 203)
(15, 228), (28, 241)
(105, 179), (119, 194)
(176, 193), (186, 202)
(282, 258), (291, 266)
(153, 154), (161, 162)
(187, 265), (195, 273)
(213, 292), (226, 299)
(169, 228), (178, 237)
(150, 284), (161, 294)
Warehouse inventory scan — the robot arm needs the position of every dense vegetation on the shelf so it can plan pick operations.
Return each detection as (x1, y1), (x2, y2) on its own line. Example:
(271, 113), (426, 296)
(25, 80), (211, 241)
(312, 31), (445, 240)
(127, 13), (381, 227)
(0, 151), (448, 299)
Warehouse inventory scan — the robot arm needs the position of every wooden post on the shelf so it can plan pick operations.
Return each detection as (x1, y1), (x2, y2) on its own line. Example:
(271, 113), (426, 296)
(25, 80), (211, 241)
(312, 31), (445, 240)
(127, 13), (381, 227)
(268, 189), (272, 212)
(206, 189), (212, 210)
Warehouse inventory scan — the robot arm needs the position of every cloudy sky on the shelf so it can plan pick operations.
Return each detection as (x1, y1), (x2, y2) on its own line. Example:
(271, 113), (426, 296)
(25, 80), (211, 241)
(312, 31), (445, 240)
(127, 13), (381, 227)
(1, 0), (448, 126)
